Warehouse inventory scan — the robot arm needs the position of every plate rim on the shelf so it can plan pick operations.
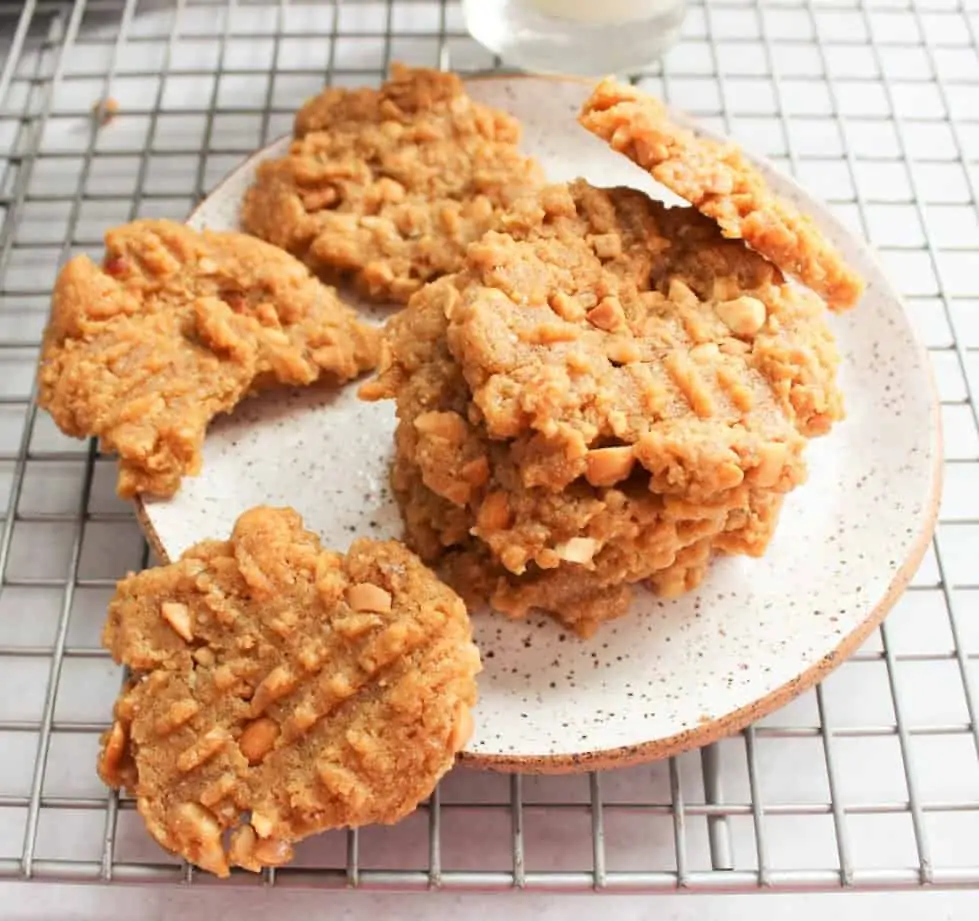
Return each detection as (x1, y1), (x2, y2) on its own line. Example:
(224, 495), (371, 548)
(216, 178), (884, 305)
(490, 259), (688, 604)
(133, 73), (944, 774)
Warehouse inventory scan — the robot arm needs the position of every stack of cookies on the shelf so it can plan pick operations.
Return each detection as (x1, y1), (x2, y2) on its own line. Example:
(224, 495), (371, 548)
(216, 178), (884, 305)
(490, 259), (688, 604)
(359, 76), (862, 640)
(363, 177), (852, 637)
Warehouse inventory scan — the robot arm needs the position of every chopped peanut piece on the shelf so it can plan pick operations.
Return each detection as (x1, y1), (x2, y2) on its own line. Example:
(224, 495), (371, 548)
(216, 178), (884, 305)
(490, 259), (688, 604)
(460, 456), (490, 486)
(249, 665), (298, 717)
(154, 699), (200, 736)
(715, 296), (766, 338)
(585, 446), (636, 487)
(522, 322), (579, 345)
(586, 296), (626, 332)
(199, 774), (236, 808)
(668, 278), (699, 308)
(719, 337), (749, 356)
(161, 601), (194, 642)
(317, 762), (368, 809)
(752, 442), (789, 488)
(549, 291), (585, 321)
(251, 811), (275, 838)
(92, 96), (119, 126)
(590, 232), (622, 259)
(212, 665), (238, 691)
(176, 728), (229, 773)
(477, 491), (511, 531)
(333, 612), (384, 638)
(192, 647), (215, 667)
(228, 825), (293, 873)
(555, 537), (599, 565)
(239, 718), (280, 764)
(228, 825), (260, 871)
(605, 339), (641, 365)
(690, 342), (721, 361)
(99, 720), (128, 784)
(325, 673), (356, 700)
(448, 701), (474, 752)
(346, 582), (393, 614)
(171, 802), (227, 877)
(414, 410), (467, 441)
(253, 837), (294, 866)
(711, 276), (742, 301)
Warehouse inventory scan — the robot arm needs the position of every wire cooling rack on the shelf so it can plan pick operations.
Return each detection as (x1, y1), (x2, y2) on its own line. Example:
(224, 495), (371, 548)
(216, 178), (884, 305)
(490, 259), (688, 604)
(1, 0), (978, 893)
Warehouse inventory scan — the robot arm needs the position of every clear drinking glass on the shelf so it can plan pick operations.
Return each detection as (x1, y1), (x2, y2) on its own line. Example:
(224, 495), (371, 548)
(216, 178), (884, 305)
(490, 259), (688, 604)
(462, 0), (687, 75)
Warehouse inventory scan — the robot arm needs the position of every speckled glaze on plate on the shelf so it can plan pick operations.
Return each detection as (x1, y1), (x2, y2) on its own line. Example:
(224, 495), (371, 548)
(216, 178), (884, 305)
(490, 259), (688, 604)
(137, 76), (941, 773)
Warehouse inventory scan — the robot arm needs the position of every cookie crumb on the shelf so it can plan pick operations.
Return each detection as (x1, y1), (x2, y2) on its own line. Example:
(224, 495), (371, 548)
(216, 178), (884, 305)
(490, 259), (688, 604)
(92, 96), (119, 126)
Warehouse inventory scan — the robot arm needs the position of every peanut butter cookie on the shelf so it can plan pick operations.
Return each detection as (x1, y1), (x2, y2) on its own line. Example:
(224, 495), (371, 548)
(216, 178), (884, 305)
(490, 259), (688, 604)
(39, 220), (381, 498)
(98, 506), (480, 877)
(579, 77), (864, 311)
(371, 181), (839, 498)
(241, 65), (543, 303)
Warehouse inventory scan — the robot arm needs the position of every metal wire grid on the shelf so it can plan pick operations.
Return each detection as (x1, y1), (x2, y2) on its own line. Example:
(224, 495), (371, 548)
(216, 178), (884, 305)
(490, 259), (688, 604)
(0, 0), (977, 893)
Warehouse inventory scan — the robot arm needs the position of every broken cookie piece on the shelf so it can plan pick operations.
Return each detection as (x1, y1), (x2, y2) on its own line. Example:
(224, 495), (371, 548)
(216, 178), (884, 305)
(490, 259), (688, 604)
(579, 77), (864, 312)
(38, 219), (381, 498)
(241, 64), (543, 304)
(98, 506), (480, 877)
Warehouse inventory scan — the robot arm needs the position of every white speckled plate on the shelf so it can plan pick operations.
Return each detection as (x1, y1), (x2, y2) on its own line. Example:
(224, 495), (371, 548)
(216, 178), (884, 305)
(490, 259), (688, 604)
(137, 76), (941, 772)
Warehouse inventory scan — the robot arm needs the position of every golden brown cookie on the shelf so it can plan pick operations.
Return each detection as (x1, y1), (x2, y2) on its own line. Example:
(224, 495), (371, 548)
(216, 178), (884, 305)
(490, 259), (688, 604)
(579, 77), (864, 311)
(294, 65), (491, 139)
(98, 506), (480, 877)
(38, 220), (381, 498)
(241, 65), (543, 303)
(362, 180), (844, 636)
(383, 182), (839, 502)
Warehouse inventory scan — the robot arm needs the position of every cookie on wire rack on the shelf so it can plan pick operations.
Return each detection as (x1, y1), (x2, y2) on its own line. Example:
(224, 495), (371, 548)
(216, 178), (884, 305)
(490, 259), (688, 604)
(98, 506), (480, 877)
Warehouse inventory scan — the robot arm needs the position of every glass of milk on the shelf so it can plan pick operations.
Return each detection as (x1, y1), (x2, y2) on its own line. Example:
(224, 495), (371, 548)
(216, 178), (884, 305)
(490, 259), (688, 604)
(462, 0), (687, 74)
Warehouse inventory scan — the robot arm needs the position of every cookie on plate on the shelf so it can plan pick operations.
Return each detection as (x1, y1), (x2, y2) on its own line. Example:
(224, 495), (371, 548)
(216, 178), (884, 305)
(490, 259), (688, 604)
(98, 506), (480, 877)
(441, 181), (841, 499)
(363, 180), (846, 636)
(39, 219), (381, 498)
(241, 64), (543, 303)
(579, 77), (864, 312)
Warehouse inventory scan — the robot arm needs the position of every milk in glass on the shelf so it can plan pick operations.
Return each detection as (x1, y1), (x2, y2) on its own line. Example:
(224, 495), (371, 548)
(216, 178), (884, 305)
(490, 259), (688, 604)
(462, 0), (686, 74)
